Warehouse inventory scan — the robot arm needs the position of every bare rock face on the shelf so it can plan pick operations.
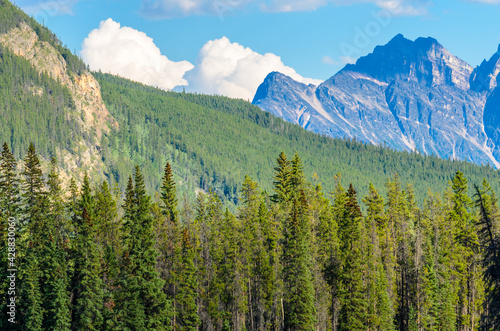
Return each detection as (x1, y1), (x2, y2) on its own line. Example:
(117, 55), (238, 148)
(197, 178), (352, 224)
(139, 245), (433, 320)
(0, 23), (117, 139)
(253, 35), (500, 168)
(470, 45), (500, 92)
(0, 23), (119, 182)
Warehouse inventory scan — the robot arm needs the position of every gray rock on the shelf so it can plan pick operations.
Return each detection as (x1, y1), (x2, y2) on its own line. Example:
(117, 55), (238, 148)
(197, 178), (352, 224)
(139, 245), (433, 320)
(253, 35), (500, 168)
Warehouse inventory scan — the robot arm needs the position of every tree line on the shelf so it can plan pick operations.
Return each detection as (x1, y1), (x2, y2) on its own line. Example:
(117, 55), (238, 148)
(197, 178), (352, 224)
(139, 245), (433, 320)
(0, 143), (499, 330)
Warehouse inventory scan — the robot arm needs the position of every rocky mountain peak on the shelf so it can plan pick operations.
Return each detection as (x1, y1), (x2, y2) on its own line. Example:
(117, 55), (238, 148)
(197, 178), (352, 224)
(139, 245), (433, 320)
(343, 35), (472, 90)
(253, 34), (500, 168)
(253, 71), (308, 103)
(470, 44), (500, 92)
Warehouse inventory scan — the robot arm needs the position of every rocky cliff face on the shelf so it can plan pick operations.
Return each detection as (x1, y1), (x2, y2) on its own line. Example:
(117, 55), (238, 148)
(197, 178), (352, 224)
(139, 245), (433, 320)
(0, 23), (118, 181)
(253, 35), (500, 167)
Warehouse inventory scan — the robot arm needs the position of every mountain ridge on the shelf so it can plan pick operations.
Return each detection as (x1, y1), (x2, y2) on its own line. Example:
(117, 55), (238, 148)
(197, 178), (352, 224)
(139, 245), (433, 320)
(2, 0), (500, 206)
(253, 34), (500, 168)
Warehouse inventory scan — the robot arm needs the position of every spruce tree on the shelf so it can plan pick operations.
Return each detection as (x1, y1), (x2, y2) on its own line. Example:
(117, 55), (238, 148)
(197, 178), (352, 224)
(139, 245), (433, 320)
(0, 142), (21, 329)
(271, 152), (291, 203)
(363, 183), (395, 331)
(18, 143), (47, 330)
(161, 162), (179, 223)
(474, 182), (500, 329)
(282, 190), (316, 331)
(0, 142), (21, 219)
(176, 228), (200, 331)
(40, 157), (71, 331)
(71, 174), (104, 330)
(449, 171), (482, 330)
(116, 166), (171, 330)
(338, 184), (367, 331)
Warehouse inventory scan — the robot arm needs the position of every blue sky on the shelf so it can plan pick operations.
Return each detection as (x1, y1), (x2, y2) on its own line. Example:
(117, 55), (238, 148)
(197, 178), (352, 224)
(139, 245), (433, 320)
(15, 0), (500, 99)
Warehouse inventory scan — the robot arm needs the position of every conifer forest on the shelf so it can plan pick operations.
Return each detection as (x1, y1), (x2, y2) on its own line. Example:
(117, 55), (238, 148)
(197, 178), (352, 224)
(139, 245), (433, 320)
(1, 143), (499, 330)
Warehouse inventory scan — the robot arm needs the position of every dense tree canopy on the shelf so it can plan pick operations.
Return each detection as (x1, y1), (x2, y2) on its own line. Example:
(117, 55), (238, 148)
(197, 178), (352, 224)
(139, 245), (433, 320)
(0, 145), (499, 330)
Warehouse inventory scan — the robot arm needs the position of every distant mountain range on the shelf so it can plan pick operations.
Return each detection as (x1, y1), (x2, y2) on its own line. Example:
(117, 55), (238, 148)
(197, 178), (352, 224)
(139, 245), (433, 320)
(253, 34), (500, 168)
(2, 0), (500, 205)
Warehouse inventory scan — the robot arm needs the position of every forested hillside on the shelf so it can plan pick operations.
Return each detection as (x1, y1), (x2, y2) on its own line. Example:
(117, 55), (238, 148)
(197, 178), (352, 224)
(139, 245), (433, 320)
(1, 0), (500, 330)
(95, 72), (500, 204)
(1, 145), (499, 330)
(1, 0), (500, 206)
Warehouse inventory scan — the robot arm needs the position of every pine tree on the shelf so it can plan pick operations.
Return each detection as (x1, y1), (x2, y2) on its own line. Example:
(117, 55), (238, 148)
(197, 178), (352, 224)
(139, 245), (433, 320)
(116, 166), (171, 330)
(161, 162), (179, 223)
(18, 143), (47, 331)
(176, 228), (200, 331)
(282, 190), (316, 331)
(289, 153), (305, 192)
(338, 184), (367, 331)
(449, 171), (482, 330)
(474, 182), (500, 330)
(271, 152), (291, 203)
(40, 157), (71, 331)
(239, 176), (277, 330)
(71, 174), (104, 330)
(363, 183), (395, 331)
(94, 180), (121, 327)
(0, 142), (21, 219)
(323, 174), (346, 331)
(0, 142), (21, 329)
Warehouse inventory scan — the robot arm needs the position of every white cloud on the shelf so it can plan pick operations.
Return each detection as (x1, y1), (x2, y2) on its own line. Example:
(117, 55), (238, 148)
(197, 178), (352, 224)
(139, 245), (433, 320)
(81, 21), (320, 99)
(260, 0), (330, 13)
(184, 37), (322, 100)
(340, 56), (357, 64)
(466, 0), (500, 3)
(322, 55), (339, 65)
(376, 0), (429, 16)
(19, 0), (84, 17)
(139, 0), (430, 18)
(81, 18), (194, 90)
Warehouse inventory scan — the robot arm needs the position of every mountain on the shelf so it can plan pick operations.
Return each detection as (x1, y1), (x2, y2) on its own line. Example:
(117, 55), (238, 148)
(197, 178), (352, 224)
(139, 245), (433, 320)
(2, 0), (500, 205)
(253, 34), (500, 168)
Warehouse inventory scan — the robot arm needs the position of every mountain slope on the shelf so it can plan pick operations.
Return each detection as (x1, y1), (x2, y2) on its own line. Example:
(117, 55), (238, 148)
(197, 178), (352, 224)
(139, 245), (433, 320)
(253, 35), (500, 168)
(1, 0), (500, 205)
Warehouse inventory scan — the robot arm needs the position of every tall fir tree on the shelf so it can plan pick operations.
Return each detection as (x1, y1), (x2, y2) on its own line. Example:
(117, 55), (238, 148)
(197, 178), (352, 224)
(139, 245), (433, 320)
(474, 182), (500, 330)
(71, 174), (104, 330)
(0, 142), (21, 329)
(363, 183), (395, 331)
(282, 190), (316, 331)
(116, 166), (171, 330)
(449, 171), (482, 330)
(161, 162), (179, 223)
(40, 157), (71, 331)
(18, 143), (47, 331)
(271, 152), (291, 203)
(175, 228), (200, 331)
(338, 184), (367, 331)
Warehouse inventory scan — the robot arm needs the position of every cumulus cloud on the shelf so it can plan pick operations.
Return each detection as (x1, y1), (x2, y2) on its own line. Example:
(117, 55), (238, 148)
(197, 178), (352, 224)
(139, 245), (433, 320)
(184, 37), (322, 100)
(139, 0), (430, 18)
(81, 19), (194, 90)
(81, 20), (320, 99)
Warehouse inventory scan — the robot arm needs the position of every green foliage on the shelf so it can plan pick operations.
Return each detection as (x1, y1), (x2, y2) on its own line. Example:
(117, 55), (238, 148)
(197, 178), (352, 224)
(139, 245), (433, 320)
(71, 174), (104, 330)
(161, 162), (179, 223)
(1, 4), (500, 329)
(338, 184), (367, 331)
(93, 71), (500, 207)
(115, 166), (171, 330)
